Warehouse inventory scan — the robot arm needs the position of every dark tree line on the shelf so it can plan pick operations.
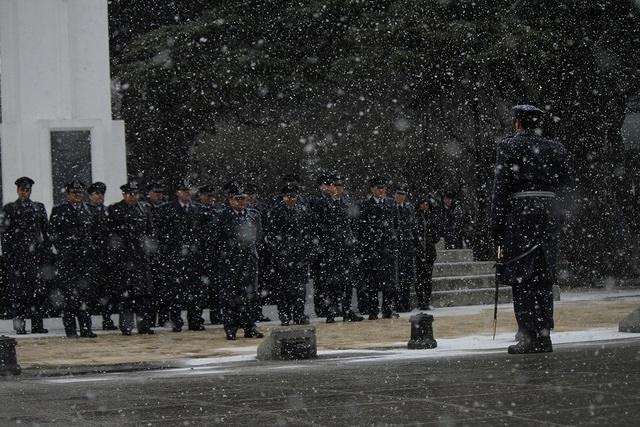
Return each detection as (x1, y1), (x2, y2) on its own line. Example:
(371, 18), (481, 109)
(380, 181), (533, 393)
(108, 0), (640, 283)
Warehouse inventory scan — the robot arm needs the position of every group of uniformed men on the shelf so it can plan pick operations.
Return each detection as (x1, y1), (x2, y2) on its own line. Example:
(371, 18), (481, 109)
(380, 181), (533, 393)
(1, 173), (441, 341)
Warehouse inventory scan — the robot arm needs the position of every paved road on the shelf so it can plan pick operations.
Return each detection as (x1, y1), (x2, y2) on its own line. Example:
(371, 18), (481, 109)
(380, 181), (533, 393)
(1, 339), (639, 426)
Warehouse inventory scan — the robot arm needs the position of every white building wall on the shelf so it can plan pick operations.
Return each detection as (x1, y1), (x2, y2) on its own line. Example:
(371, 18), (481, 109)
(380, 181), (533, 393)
(0, 0), (126, 210)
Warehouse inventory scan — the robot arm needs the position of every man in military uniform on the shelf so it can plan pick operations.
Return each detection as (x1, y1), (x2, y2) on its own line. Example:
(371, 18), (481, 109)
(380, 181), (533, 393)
(107, 182), (156, 335)
(415, 197), (441, 310)
(308, 173), (341, 322)
(86, 181), (118, 330)
(49, 180), (97, 338)
(145, 183), (169, 327)
(354, 177), (398, 320)
(264, 180), (311, 325)
(213, 183), (264, 340)
(0, 177), (51, 334)
(245, 182), (273, 323)
(331, 174), (364, 322)
(393, 185), (418, 312)
(198, 185), (222, 325)
(157, 181), (206, 332)
(491, 104), (568, 354)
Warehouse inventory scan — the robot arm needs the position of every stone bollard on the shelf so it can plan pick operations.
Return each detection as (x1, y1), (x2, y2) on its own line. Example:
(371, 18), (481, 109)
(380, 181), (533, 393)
(619, 308), (640, 333)
(0, 335), (21, 376)
(257, 325), (317, 361)
(408, 313), (437, 350)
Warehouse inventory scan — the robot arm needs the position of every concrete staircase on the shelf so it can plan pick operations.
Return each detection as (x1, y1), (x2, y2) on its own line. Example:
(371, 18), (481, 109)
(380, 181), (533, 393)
(430, 249), (512, 307)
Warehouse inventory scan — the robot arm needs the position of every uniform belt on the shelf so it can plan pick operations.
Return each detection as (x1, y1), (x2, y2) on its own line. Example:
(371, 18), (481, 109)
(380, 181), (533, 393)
(511, 191), (556, 199)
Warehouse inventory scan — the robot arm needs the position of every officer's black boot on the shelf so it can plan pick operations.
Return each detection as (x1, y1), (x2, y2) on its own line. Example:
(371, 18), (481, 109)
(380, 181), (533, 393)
(62, 313), (79, 338)
(224, 324), (237, 340)
(79, 312), (97, 338)
(30, 315), (48, 334)
(508, 331), (548, 354)
(102, 314), (118, 331)
(343, 310), (364, 322)
(13, 317), (27, 335)
(120, 312), (134, 336)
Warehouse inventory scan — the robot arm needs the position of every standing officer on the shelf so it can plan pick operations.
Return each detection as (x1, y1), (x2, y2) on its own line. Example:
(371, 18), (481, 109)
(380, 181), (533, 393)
(107, 182), (156, 335)
(0, 177), (51, 334)
(49, 180), (97, 338)
(198, 185), (222, 325)
(393, 185), (418, 313)
(308, 173), (344, 322)
(86, 181), (118, 330)
(264, 180), (311, 326)
(491, 104), (568, 354)
(145, 183), (169, 327)
(415, 197), (441, 310)
(354, 177), (398, 320)
(246, 182), (273, 323)
(331, 174), (363, 322)
(157, 181), (206, 332)
(214, 183), (264, 340)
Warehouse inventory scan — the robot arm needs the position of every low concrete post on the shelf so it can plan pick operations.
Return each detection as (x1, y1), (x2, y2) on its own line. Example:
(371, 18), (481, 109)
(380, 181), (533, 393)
(0, 335), (21, 376)
(408, 313), (437, 349)
(257, 325), (317, 361)
(619, 308), (640, 333)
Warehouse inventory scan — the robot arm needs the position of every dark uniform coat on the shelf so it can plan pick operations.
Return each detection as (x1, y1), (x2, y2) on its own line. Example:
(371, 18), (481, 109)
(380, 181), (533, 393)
(354, 196), (397, 316)
(491, 131), (568, 285)
(264, 198), (311, 324)
(308, 194), (356, 318)
(107, 200), (155, 328)
(86, 202), (114, 315)
(491, 129), (568, 338)
(49, 202), (94, 332)
(0, 199), (51, 321)
(213, 204), (262, 332)
(415, 206), (441, 308)
(393, 202), (418, 312)
(157, 201), (206, 328)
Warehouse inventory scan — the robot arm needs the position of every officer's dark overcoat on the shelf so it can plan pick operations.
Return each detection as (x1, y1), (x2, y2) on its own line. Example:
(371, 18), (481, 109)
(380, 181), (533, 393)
(106, 200), (155, 303)
(264, 198), (311, 288)
(156, 201), (205, 297)
(354, 197), (396, 290)
(308, 194), (356, 284)
(86, 202), (113, 311)
(0, 199), (50, 316)
(49, 202), (93, 296)
(394, 202), (418, 283)
(214, 204), (262, 321)
(491, 131), (568, 284)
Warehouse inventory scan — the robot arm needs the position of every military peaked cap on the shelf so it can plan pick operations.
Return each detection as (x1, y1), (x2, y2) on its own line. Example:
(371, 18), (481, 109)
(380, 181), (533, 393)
(147, 182), (165, 193)
(316, 173), (333, 186)
(281, 182), (300, 194)
(87, 181), (107, 194)
(511, 104), (544, 119)
(120, 181), (141, 194)
(368, 176), (389, 187)
(198, 185), (215, 194)
(15, 176), (35, 189)
(223, 181), (247, 197)
(65, 179), (86, 192)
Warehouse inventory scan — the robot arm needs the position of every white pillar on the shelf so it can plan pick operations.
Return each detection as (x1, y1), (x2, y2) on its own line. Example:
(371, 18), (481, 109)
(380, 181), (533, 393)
(0, 0), (126, 209)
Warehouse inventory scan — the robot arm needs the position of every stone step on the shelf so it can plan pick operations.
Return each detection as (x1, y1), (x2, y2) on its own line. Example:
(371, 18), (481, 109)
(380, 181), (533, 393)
(432, 287), (513, 308)
(432, 261), (495, 278)
(432, 274), (495, 291)
(436, 249), (474, 263)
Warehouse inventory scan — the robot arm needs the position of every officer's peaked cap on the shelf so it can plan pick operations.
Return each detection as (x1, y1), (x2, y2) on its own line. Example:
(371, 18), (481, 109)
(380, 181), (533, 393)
(15, 176), (35, 188)
(198, 184), (215, 194)
(224, 181), (247, 197)
(281, 182), (300, 193)
(147, 182), (165, 192)
(65, 179), (86, 192)
(120, 181), (141, 193)
(368, 176), (389, 187)
(316, 173), (333, 186)
(511, 104), (544, 119)
(87, 181), (107, 194)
